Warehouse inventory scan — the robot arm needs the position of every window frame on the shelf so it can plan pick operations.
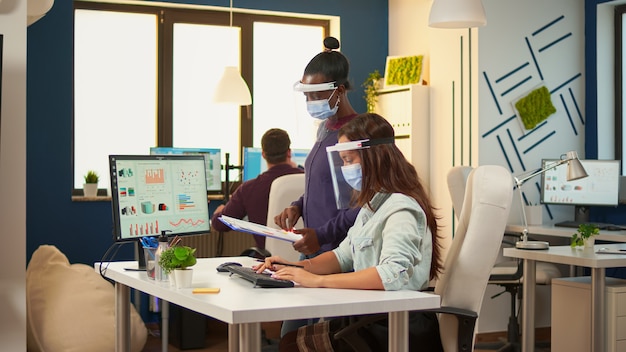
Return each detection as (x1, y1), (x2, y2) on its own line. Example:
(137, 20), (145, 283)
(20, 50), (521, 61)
(72, 1), (329, 195)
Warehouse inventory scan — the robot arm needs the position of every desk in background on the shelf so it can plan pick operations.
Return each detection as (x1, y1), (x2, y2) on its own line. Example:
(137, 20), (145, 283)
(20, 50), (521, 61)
(504, 244), (626, 352)
(505, 224), (626, 243)
(97, 256), (440, 352)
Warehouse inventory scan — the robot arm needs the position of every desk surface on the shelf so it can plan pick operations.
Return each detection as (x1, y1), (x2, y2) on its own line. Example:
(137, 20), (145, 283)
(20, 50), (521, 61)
(503, 243), (626, 268)
(506, 224), (626, 243)
(97, 256), (440, 325)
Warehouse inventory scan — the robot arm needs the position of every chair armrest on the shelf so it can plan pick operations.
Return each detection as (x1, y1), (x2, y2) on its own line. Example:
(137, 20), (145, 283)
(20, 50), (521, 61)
(423, 306), (477, 352)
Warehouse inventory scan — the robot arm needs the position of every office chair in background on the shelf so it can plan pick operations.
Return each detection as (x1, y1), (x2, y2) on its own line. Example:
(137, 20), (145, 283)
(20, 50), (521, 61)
(447, 166), (561, 351)
(264, 173), (305, 262)
(334, 165), (513, 351)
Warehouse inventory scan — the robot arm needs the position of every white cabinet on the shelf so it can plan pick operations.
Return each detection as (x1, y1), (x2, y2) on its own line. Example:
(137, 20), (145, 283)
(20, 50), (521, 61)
(552, 276), (626, 352)
(374, 84), (430, 189)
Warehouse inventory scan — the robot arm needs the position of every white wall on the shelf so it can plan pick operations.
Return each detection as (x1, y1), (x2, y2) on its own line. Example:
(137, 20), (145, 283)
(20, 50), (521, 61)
(0, 1), (27, 350)
(389, 0), (585, 334)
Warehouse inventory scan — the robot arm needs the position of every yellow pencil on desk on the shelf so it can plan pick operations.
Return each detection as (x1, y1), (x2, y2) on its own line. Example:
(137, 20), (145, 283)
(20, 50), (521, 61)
(192, 288), (220, 294)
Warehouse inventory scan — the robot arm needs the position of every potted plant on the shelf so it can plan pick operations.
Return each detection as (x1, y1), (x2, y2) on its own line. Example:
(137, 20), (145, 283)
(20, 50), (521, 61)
(570, 223), (600, 248)
(83, 170), (99, 197)
(362, 70), (382, 113)
(158, 245), (197, 288)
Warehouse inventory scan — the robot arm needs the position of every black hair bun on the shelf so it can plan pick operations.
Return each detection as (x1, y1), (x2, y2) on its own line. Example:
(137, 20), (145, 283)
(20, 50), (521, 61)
(323, 37), (340, 51)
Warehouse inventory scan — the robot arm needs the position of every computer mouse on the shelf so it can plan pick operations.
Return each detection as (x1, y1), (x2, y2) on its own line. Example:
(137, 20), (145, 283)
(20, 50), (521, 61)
(216, 262), (242, 272)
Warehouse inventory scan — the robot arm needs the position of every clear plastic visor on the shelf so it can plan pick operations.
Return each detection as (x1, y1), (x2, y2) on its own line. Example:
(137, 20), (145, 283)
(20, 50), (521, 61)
(293, 80), (337, 93)
(326, 140), (369, 209)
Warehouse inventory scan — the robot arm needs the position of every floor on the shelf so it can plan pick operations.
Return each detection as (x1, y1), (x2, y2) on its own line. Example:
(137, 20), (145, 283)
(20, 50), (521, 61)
(141, 318), (551, 352)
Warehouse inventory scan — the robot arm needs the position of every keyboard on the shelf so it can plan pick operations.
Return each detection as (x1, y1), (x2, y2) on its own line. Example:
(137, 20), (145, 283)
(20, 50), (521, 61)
(225, 266), (294, 288)
(554, 221), (612, 230)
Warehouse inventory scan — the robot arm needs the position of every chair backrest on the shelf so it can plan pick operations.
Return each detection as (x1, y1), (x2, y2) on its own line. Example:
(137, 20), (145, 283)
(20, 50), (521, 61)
(447, 166), (474, 221)
(265, 173), (305, 262)
(435, 165), (513, 352)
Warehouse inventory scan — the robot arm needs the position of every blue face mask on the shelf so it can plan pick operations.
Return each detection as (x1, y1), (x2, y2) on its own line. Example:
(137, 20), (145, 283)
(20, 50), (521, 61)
(306, 89), (339, 120)
(341, 163), (362, 191)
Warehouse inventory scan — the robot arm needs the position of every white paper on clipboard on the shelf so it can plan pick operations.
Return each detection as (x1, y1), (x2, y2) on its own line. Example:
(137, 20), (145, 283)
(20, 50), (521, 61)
(218, 215), (303, 243)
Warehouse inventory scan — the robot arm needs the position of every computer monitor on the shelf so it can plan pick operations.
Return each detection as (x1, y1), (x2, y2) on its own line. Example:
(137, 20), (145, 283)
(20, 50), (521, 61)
(540, 159), (621, 222)
(109, 155), (211, 242)
(150, 147), (221, 192)
(242, 147), (309, 181)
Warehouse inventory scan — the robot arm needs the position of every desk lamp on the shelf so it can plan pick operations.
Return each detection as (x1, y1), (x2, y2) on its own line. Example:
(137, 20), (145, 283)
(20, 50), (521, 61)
(515, 151), (588, 249)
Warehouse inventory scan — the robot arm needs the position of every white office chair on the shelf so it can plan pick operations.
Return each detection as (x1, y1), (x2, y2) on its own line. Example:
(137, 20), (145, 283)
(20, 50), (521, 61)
(447, 166), (561, 351)
(264, 173), (305, 263)
(334, 165), (514, 351)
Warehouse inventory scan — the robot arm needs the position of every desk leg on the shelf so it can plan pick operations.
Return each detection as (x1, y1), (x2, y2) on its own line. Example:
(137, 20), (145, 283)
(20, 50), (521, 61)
(388, 311), (409, 352)
(239, 322), (261, 352)
(591, 268), (605, 352)
(228, 324), (239, 352)
(161, 300), (169, 352)
(115, 282), (131, 352)
(521, 259), (536, 352)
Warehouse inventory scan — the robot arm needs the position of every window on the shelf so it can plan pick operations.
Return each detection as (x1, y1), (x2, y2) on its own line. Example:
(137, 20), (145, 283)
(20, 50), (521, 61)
(73, 2), (330, 193)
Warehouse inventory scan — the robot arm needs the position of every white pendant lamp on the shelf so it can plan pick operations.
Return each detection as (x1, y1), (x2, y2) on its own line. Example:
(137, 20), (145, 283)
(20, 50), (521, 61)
(212, 0), (252, 106)
(213, 66), (252, 105)
(429, 0), (487, 29)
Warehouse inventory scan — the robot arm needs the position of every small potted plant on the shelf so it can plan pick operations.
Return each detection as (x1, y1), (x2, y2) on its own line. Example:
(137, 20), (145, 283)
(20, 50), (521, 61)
(362, 69), (382, 113)
(158, 245), (197, 288)
(570, 223), (600, 249)
(83, 170), (99, 197)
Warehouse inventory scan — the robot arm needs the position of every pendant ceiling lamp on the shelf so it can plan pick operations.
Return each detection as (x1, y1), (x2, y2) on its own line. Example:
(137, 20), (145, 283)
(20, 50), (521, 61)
(27, 0), (54, 26)
(213, 0), (252, 106)
(428, 0), (487, 29)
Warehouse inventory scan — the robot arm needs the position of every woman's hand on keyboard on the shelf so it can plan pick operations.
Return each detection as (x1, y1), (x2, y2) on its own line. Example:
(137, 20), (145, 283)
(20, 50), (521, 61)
(253, 255), (288, 273)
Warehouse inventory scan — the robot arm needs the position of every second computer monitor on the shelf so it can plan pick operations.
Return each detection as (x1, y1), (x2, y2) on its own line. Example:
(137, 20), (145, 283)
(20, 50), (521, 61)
(150, 147), (221, 192)
(242, 147), (309, 181)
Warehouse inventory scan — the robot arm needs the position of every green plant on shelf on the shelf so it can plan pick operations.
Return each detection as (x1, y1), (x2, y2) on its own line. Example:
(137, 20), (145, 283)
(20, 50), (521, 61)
(570, 223), (600, 248)
(362, 69), (382, 113)
(84, 170), (99, 184)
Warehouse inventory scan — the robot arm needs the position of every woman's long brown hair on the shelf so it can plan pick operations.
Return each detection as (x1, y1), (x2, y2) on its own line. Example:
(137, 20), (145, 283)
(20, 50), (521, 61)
(338, 113), (443, 280)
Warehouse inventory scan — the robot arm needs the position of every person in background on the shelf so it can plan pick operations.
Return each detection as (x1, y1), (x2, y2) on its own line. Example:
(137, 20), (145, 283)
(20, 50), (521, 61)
(258, 113), (444, 351)
(275, 36), (360, 258)
(211, 128), (303, 250)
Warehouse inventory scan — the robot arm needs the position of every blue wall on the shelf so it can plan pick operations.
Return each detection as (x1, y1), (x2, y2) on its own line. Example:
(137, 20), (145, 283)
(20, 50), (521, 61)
(26, 0), (389, 265)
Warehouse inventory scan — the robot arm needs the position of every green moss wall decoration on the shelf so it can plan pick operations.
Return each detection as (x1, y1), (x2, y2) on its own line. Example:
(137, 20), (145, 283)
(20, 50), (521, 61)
(514, 86), (556, 130)
(384, 55), (423, 86)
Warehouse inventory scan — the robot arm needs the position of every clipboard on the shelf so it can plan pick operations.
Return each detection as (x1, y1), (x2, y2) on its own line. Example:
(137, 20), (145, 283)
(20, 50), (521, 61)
(218, 215), (303, 243)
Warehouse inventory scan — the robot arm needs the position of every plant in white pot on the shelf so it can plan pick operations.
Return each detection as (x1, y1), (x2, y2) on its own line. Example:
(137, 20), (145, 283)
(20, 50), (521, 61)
(158, 245), (197, 289)
(570, 223), (600, 249)
(83, 170), (99, 197)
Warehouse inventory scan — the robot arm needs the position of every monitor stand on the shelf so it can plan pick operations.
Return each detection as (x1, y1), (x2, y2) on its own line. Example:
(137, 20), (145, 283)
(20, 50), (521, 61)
(136, 241), (146, 270)
(124, 241), (147, 271)
(574, 205), (590, 223)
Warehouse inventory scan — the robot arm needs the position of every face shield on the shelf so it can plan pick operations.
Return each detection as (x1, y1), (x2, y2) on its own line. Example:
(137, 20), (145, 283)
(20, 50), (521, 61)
(293, 81), (339, 121)
(326, 137), (395, 209)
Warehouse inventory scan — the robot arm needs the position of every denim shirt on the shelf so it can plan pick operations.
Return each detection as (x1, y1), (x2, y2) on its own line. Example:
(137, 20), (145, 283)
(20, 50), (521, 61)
(332, 192), (433, 291)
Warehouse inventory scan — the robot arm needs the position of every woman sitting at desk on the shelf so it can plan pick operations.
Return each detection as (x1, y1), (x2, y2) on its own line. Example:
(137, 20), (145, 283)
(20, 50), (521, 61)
(255, 113), (444, 351)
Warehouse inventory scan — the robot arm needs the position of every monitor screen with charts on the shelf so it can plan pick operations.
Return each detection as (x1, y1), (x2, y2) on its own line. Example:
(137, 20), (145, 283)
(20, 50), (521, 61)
(150, 147), (221, 192)
(242, 147), (308, 181)
(109, 155), (211, 242)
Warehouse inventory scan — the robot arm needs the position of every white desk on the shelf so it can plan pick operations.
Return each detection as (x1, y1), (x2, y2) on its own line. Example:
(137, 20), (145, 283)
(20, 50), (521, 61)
(504, 244), (626, 352)
(505, 224), (626, 243)
(97, 256), (440, 352)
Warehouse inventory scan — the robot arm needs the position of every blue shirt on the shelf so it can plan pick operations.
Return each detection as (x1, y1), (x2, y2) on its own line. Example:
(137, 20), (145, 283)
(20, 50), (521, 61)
(332, 192), (433, 291)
